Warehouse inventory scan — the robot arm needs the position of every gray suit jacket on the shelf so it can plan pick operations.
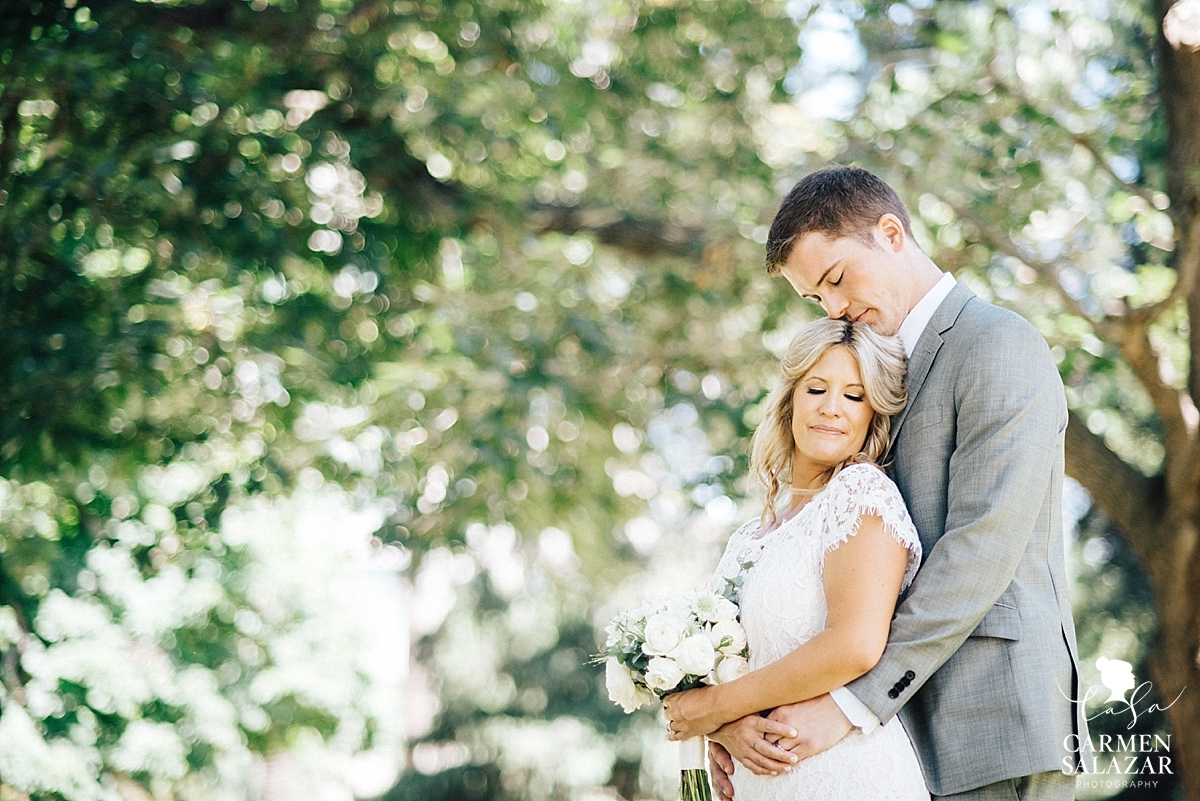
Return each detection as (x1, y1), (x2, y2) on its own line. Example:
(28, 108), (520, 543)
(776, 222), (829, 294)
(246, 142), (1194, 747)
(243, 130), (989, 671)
(846, 282), (1088, 795)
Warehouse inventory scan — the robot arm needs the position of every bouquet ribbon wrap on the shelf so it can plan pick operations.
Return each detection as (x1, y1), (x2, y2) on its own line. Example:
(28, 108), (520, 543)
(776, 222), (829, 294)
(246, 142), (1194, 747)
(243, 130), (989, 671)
(679, 737), (712, 801)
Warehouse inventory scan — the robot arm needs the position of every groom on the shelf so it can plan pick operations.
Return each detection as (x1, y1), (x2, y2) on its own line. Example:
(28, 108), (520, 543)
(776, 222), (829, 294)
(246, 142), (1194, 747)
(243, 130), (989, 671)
(709, 166), (1088, 800)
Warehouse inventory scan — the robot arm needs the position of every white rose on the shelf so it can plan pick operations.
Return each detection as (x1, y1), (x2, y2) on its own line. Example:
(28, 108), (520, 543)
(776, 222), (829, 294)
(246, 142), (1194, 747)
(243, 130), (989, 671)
(669, 634), (717, 676)
(605, 659), (654, 713)
(712, 597), (739, 622)
(642, 612), (686, 656)
(707, 619), (747, 655)
(714, 654), (749, 684)
(644, 656), (685, 692)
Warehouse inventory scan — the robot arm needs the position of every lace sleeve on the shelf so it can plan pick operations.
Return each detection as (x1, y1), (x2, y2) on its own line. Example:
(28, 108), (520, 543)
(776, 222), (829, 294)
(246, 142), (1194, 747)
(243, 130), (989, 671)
(819, 463), (923, 592)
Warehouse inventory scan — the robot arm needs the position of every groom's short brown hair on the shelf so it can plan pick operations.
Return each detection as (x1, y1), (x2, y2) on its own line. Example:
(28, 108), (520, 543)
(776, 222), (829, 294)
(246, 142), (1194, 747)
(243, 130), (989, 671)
(765, 165), (914, 275)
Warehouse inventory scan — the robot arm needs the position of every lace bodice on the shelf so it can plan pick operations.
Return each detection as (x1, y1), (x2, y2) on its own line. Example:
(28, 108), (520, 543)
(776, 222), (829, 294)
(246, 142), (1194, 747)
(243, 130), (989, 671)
(709, 463), (921, 665)
(707, 463), (929, 800)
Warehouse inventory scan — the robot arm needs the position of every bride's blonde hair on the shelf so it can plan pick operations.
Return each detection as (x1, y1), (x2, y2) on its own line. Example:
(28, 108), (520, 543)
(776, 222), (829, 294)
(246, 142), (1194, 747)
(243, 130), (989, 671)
(751, 318), (907, 528)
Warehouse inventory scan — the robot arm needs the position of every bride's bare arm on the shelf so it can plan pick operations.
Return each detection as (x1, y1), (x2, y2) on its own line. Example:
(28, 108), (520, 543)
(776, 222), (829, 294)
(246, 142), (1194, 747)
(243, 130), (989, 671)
(664, 513), (908, 740)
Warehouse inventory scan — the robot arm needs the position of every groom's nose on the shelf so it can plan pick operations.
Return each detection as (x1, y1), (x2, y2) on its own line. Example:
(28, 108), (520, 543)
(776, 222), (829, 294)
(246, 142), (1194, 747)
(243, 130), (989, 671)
(824, 293), (849, 319)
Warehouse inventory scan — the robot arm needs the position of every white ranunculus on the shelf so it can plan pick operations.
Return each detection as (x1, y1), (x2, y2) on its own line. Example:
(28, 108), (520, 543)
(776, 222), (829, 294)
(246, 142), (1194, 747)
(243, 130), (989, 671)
(605, 659), (653, 713)
(714, 654), (749, 684)
(707, 619), (747, 655)
(644, 656), (685, 692)
(669, 634), (717, 676)
(642, 612), (686, 656)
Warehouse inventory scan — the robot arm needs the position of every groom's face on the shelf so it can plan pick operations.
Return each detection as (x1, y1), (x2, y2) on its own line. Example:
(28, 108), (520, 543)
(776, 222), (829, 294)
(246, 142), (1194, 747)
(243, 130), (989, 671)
(777, 219), (910, 336)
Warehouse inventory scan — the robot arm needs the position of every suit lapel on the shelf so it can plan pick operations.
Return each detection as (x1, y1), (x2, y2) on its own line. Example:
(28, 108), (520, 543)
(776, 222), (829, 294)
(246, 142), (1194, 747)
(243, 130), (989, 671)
(888, 281), (976, 447)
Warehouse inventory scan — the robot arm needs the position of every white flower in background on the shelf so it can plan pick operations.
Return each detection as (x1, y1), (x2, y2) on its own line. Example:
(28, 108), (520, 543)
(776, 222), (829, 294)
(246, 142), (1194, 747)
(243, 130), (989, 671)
(0, 701), (104, 800)
(110, 719), (188, 780)
(668, 634), (716, 676)
(707, 619), (747, 655)
(605, 659), (654, 713)
(642, 612), (686, 656)
(644, 656), (685, 692)
(713, 654), (749, 684)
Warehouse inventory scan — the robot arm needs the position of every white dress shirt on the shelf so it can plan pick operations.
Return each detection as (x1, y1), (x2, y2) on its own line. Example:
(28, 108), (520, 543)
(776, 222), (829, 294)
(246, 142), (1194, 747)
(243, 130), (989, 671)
(897, 272), (957, 357)
(829, 270), (956, 733)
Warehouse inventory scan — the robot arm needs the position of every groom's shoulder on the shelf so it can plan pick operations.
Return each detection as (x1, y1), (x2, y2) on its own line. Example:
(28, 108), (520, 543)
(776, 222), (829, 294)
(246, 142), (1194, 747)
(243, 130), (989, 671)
(948, 297), (1058, 386)
(954, 294), (1045, 348)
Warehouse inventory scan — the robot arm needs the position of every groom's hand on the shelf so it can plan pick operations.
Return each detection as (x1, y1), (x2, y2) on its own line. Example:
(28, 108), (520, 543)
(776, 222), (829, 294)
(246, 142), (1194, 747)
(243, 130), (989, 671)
(708, 715), (798, 778)
(708, 741), (735, 801)
(765, 694), (853, 760)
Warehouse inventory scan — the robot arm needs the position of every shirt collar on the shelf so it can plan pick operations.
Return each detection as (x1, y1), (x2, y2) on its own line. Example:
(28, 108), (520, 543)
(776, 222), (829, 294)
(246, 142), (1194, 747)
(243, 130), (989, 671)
(897, 272), (956, 357)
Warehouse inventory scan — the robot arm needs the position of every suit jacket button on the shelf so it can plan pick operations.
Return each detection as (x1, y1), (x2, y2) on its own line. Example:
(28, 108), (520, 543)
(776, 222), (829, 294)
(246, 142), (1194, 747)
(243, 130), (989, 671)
(901, 676), (911, 687)
(904, 670), (915, 680)
(888, 689), (899, 699)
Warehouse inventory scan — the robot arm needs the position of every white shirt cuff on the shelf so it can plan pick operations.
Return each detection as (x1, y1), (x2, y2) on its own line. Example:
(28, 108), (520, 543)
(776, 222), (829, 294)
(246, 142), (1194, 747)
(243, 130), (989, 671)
(830, 687), (880, 735)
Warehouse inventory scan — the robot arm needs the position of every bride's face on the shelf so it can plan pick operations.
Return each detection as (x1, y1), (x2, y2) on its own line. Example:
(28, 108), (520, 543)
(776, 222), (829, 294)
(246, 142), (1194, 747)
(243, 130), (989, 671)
(790, 346), (876, 484)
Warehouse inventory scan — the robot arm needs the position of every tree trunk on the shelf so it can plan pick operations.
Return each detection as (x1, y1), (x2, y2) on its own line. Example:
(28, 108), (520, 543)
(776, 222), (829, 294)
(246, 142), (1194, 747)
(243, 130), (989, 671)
(1153, 5), (1200, 796)
(1064, 4), (1200, 801)
(1146, 516), (1200, 801)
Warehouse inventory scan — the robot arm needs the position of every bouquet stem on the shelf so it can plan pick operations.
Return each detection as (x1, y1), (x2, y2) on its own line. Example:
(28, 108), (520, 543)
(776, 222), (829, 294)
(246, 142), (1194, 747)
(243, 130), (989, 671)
(679, 737), (712, 801)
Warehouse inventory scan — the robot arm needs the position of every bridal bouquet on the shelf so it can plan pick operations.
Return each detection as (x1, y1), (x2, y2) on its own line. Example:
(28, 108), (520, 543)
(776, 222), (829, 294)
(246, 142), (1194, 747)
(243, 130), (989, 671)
(601, 589), (751, 801)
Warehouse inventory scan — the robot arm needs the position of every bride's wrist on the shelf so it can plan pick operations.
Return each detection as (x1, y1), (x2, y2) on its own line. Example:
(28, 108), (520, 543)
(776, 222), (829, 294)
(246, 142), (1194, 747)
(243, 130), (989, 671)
(712, 678), (751, 727)
(710, 684), (739, 731)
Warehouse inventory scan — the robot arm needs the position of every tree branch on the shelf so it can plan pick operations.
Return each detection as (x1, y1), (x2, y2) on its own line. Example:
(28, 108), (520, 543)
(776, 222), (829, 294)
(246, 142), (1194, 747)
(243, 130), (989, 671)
(1065, 410), (1164, 564)
(528, 205), (707, 259)
(935, 192), (1092, 321)
(916, 185), (1194, 453)
(1108, 321), (1195, 466)
(986, 74), (1177, 228)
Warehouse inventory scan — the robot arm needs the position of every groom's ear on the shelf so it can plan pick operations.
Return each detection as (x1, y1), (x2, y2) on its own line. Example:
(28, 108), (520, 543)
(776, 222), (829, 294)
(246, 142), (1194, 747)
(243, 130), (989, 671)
(876, 214), (906, 253)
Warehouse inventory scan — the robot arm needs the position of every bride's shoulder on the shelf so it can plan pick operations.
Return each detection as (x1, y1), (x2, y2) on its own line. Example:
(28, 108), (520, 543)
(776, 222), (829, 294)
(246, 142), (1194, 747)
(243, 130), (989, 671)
(834, 460), (890, 483)
(731, 516), (763, 537)
(720, 517), (764, 549)
(831, 461), (900, 497)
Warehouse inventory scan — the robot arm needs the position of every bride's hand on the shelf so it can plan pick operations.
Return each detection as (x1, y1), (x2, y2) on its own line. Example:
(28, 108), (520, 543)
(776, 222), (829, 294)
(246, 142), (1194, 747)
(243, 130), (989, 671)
(663, 685), (727, 740)
(707, 715), (800, 775)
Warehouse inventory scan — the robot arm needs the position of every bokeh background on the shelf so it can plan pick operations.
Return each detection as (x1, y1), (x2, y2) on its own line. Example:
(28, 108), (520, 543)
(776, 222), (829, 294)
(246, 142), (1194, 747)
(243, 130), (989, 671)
(2, 1), (1199, 800)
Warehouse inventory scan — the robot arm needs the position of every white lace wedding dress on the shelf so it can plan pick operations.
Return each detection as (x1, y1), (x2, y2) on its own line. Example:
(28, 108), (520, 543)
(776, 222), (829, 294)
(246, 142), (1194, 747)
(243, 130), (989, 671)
(708, 463), (930, 801)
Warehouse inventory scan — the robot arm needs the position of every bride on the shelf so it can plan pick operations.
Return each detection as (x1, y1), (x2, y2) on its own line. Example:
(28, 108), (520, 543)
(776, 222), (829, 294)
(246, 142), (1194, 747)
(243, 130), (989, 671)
(662, 318), (929, 801)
